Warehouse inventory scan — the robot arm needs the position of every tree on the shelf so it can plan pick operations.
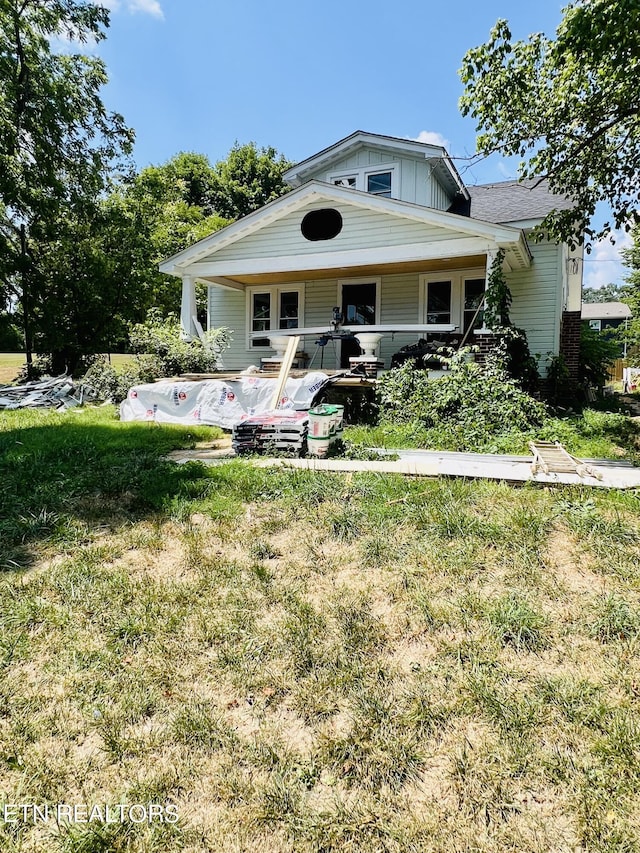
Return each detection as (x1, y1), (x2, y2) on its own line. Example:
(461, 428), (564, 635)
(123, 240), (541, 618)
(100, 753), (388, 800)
(622, 224), (640, 361)
(459, 0), (640, 248)
(210, 142), (292, 220)
(582, 283), (628, 303)
(0, 0), (133, 375)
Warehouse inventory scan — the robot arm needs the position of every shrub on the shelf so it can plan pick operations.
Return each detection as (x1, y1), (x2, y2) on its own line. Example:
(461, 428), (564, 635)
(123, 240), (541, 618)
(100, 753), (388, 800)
(81, 311), (232, 403)
(128, 309), (231, 376)
(376, 349), (547, 452)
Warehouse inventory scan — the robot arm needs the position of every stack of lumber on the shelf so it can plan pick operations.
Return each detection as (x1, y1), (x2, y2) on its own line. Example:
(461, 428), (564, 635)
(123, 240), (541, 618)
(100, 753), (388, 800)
(0, 375), (82, 410)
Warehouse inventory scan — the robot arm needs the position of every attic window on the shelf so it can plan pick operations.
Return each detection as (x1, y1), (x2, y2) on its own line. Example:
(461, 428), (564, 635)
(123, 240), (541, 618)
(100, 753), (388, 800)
(301, 208), (343, 241)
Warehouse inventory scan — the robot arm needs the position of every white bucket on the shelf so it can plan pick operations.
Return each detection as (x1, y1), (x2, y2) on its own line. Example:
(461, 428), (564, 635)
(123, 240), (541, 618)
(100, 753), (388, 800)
(309, 405), (337, 438)
(331, 404), (345, 436)
(307, 435), (332, 457)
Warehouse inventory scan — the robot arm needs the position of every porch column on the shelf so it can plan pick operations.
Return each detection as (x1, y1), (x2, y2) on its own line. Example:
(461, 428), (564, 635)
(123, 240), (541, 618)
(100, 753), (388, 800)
(473, 248), (499, 364)
(180, 275), (198, 341)
(484, 248), (497, 330)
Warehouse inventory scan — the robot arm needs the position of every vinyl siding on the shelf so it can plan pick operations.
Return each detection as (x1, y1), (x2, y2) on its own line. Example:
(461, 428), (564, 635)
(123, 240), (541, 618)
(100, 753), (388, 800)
(430, 176), (452, 211)
(207, 286), (248, 371)
(310, 147), (450, 208)
(208, 246), (564, 375)
(506, 241), (563, 373)
(202, 199), (465, 265)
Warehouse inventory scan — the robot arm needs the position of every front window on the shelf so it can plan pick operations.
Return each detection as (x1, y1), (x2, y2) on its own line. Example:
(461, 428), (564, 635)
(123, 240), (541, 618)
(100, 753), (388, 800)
(426, 281), (452, 324)
(463, 278), (485, 333)
(421, 271), (485, 333)
(247, 286), (303, 348)
(333, 176), (356, 188)
(279, 291), (300, 329)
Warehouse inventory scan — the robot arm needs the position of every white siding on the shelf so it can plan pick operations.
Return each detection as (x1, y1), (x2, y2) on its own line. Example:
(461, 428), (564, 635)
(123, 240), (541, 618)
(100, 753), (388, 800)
(202, 199), (465, 265)
(208, 286), (248, 371)
(430, 176), (452, 211)
(209, 248), (564, 376)
(506, 241), (563, 374)
(309, 146), (452, 208)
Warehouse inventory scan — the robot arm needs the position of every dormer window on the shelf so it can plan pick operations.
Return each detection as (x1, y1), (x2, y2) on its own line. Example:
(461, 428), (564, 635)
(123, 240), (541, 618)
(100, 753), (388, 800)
(367, 172), (392, 197)
(327, 163), (398, 199)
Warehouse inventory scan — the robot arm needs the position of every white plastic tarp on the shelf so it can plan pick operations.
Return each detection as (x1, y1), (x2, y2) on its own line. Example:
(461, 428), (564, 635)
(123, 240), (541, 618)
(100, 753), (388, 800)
(119, 372), (331, 429)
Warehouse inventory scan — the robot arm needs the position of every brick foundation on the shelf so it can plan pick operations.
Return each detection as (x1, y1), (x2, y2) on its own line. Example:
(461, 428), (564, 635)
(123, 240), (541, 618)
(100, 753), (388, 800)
(559, 311), (582, 380)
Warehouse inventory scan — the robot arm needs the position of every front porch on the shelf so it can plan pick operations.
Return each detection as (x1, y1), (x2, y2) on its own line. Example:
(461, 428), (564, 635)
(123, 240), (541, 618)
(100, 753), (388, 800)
(159, 179), (535, 374)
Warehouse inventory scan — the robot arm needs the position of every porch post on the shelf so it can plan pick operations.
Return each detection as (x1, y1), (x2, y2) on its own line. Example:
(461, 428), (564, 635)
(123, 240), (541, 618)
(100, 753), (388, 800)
(484, 248), (497, 330)
(180, 275), (198, 341)
(473, 247), (499, 365)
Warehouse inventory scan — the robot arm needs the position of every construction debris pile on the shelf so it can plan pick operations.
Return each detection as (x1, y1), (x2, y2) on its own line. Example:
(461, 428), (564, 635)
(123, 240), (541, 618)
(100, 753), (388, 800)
(231, 403), (344, 458)
(232, 411), (309, 456)
(0, 375), (86, 410)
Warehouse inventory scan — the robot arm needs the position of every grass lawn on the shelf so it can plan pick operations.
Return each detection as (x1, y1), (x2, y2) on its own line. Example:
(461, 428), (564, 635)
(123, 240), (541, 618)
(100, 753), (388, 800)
(1, 406), (640, 851)
(0, 354), (136, 385)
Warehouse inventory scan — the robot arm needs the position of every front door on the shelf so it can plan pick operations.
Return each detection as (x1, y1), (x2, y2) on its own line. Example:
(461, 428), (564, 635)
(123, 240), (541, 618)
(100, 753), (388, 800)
(340, 282), (377, 367)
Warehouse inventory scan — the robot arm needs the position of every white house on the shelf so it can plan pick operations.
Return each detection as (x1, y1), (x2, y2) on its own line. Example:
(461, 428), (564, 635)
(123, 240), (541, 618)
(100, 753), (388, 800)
(160, 131), (583, 377)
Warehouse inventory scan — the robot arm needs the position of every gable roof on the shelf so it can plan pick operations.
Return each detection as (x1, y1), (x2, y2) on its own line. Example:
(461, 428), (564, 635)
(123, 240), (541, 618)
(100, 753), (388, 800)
(581, 301), (632, 320)
(284, 130), (468, 200)
(160, 180), (531, 278)
(468, 179), (576, 225)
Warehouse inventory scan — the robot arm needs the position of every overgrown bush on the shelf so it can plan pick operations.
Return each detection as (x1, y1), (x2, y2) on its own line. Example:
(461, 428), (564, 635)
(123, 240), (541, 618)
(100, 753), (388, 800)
(128, 310), (231, 376)
(486, 326), (539, 390)
(82, 311), (232, 403)
(376, 349), (547, 451)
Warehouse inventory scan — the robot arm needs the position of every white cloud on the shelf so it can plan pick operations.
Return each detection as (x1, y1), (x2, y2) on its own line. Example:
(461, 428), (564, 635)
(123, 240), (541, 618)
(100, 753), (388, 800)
(127, 0), (163, 18)
(414, 130), (450, 150)
(583, 227), (633, 291)
(94, 0), (163, 17)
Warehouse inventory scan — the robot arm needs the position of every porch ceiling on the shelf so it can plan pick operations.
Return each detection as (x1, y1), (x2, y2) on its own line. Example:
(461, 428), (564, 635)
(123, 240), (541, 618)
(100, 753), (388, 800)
(202, 255), (488, 288)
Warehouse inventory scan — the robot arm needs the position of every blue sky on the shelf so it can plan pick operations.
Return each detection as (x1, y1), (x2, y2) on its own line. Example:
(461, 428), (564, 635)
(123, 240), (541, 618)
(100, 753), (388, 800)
(94, 0), (628, 290)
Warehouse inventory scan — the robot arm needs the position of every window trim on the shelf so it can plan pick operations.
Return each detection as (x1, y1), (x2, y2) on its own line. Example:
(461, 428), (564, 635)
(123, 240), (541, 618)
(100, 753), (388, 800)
(246, 284), (304, 350)
(419, 269), (486, 332)
(327, 162), (399, 199)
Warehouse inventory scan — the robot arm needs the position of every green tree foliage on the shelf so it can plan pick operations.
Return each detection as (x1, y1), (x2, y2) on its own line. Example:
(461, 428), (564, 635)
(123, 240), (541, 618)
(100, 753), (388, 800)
(622, 225), (640, 362)
(459, 0), (640, 247)
(581, 284), (628, 304)
(0, 0), (133, 374)
(209, 142), (292, 220)
(579, 323), (621, 386)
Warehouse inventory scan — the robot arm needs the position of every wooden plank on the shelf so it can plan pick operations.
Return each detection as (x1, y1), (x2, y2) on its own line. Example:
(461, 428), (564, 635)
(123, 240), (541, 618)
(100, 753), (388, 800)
(270, 335), (300, 410)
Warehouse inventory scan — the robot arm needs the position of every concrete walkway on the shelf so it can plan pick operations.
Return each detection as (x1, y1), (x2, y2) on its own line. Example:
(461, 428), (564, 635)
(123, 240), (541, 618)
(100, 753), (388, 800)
(167, 446), (640, 489)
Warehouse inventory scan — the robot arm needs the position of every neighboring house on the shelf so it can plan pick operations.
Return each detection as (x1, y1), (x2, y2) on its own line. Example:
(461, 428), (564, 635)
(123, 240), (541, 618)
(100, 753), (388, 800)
(581, 301), (631, 358)
(160, 131), (583, 377)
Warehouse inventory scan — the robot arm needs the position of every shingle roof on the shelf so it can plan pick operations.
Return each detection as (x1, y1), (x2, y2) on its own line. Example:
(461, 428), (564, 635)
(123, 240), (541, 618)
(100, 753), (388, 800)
(467, 179), (576, 225)
(581, 301), (632, 320)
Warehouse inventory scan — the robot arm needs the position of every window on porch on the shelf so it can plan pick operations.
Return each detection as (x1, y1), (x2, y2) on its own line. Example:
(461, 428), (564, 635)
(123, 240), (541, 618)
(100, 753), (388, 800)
(422, 271), (486, 338)
(247, 286), (304, 348)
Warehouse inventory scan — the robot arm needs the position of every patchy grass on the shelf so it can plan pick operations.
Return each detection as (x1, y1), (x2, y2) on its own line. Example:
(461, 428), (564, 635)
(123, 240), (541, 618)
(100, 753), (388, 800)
(0, 353), (136, 384)
(1, 407), (640, 851)
(0, 352), (27, 384)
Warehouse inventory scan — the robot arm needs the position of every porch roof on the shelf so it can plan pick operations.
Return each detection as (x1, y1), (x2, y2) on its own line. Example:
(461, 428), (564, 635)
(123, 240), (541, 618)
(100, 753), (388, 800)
(160, 181), (532, 287)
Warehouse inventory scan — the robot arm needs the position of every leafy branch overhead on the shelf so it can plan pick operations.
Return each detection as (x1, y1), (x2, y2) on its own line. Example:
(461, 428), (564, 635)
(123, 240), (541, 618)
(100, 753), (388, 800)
(459, 0), (640, 248)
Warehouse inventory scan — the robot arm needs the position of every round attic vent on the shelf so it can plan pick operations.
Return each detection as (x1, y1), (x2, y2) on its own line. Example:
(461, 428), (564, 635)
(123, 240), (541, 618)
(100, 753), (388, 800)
(301, 208), (343, 241)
